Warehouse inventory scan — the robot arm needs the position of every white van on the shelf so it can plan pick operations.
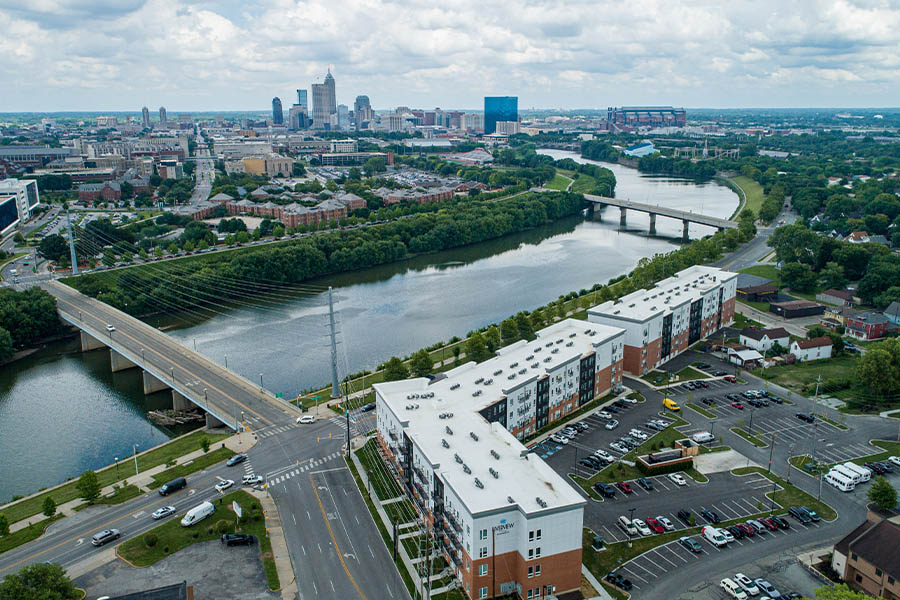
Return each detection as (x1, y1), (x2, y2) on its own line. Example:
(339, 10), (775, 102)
(691, 432), (715, 443)
(825, 471), (855, 492)
(617, 515), (638, 536)
(721, 578), (749, 600)
(842, 462), (872, 483)
(702, 526), (727, 547)
(180, 501), (215, 527)
(831, 464), (861, 484)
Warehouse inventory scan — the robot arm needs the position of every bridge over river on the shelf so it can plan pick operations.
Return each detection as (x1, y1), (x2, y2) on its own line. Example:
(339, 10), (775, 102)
(584, 193), (738, 239)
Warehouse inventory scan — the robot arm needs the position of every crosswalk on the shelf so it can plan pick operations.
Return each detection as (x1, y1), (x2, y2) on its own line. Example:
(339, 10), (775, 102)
(257, 422), (304, 438)
(266, 452), (344, 485)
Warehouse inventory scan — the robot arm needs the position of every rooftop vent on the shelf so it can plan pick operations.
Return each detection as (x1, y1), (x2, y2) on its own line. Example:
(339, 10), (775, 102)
(531, 362), (539, 369)
(535, 497), (547, 508)
(556, 339), (563, 344)
(526, 355), (534, 360)
(472, 390), (482, 397)
(450, 383), (460, 390)
(490, 449), (500, 460)
(543, 357), (552, 363)
(484, 378), (493, 385)
(518, 368), (527, 375)
(446, 426), (453, 435)
(545, 342), (553, 348)
(474, 477), (483, 489)
(569, 333), (577, 338)
(469, 431), (479, 441)
(507, 374), (516, 380)
(462, 464), (471, 474)
(474, 377), (484, 384)
(507, 496), (515, 504)
(493, 369), (502, 376)
(584, 329), (591, 334)
(454, 453), (463, 464)
(551, 348), (559, 354)
(442, 439), (450, 448)
(510, 362), (519, 368)
(565, 341), (573, 347)
(534, 347), (541, 353)
(489, 467), (499, 479)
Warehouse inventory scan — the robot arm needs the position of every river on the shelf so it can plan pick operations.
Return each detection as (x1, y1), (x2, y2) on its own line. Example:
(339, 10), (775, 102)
(0, 151), (737, 500)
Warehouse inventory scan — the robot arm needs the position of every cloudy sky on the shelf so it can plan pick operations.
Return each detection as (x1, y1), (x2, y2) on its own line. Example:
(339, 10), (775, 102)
(2, 0), (900, 112)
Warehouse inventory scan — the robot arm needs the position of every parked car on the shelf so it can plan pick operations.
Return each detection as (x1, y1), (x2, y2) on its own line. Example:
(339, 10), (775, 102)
(757, 516), (778, 531)
(703, 526), (727, 548)
(714, 370), (728, 376)
(755, 579), (780, 598)
(594, 449), (614, 463)
(789, 506), (812, 524)
(594, 483), (617, 498)
(550, 434), (569, 445)
(702, 397), (716, 406)
(152, 506), (176, 520)
(613, 400), (627, 409)
(605, 572), (632, 591)
(623, 396), (638, 405)
(677, 509), (692, 523)
(605, 420), (619, 431)
(657, 516), (675, 531)
(609, 441), (627, 453)
(769, 396), (784, 404)
(645, 421), (664, 431)
(646, 517), (665, 534)
(680, 536), (703, 553)
(865, 461), (886, 475)
(636, 477), (654, 491)
(668, 473), (687, 486)
(215, 479), (234, 493)
(701, 508), (720, 524)
(598, 411), (612, 420)
(727, 393), (741, 401)
(731, 401), (745, 410)
(629, 428), (648, 440)
(632, 519), (652, 536)
(616, 481), (634, 494)
(724, 375), (737, 383)
(576, 421), (589, 430)
(727, 525), (745, 539)
(221, 533), (255, 546)
(888, 456), (900, 468)
(737, 522), (756, 536)
(796, 413), (815, 423)
(746, 520), (767, 535)
(734, 573), (760, 596)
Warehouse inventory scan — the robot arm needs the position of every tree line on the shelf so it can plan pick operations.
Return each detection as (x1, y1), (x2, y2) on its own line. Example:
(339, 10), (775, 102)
(0, 288), (63, 360)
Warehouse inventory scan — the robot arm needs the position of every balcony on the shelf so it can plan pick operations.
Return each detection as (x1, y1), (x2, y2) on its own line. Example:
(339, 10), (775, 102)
(444, 511), (463, 534)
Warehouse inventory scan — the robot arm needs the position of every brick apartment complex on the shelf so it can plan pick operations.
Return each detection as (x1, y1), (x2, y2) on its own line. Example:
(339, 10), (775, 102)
(78, 181), (121, 202)
(846, 312), (892, 341)
(374, 318), (625, 599)
(587, 266), (737, 375)
(832, 512), (900, 599)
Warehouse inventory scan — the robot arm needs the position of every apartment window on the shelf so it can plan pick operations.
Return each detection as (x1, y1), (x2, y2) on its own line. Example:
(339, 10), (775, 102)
(533, 587), (541, 598)
(467, 525), (471, 535)
(465, 558), (469, 571)
(856, 575), (863, 583)
(479, 528), (488, 541)
(536, 529), (542, 540)
(528, 549), (534, 560)
(528, 566), (534, 578)
(877, 568), (883, 577)
(529, 530), (534, 542)
(480, 564), (488, 577)
(535, 546), (542, 558)
(527, 590), (533, 600)
(479, 586), (488, 599)
(535, 564), (542, 576)
(852, 553), (858, 561)
(479, 546), (488, 559)
(889, 576), (895, 585)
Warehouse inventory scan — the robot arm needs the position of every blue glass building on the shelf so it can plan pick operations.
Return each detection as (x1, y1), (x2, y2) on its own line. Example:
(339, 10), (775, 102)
(483, 96), (518, 134)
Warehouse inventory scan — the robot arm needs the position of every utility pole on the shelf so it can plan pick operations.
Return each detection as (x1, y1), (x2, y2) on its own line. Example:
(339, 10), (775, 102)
(813, 375), (822, 416)
(65, 209), (78, 275)
(767, 433), (775, 473)
(328, 287), (340, 399)
(344, 379), (351, 457)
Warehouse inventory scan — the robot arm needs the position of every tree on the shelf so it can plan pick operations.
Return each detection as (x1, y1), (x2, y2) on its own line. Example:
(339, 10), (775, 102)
(0, 562), (80, 600)
(382, 357), (409, 381)
(363, 157), (387, 177)
(816, 584), (876, 600)
(465, 332), (491, 363)
(483, 326), (501, 352)
(409, 349), (433, 378)
(273, 224), (285, 238)
(867, 476), (898, 511)
(42, 496), (56, 518)
(0, 328), (13, 362)
(76, 470), (101, 503)
(515, 312), (534, 340)
(119, 180), (134, 199)
(0, 513), (7, 536)
(38, 234), (68, 262)
(856, 339), (900, 401)
(768, 224), (821, 265)
(201, 437), (210, 454)
(780, 262), (818, 292)
(500, 318), (518, 345)
(818, 261), (847, 290)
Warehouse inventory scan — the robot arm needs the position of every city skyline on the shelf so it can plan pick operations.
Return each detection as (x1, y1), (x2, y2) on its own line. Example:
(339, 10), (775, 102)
(3, 1), (900, 112)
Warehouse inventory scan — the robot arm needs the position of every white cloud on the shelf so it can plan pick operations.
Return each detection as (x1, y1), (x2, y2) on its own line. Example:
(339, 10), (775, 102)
(2, 0), (900, 110)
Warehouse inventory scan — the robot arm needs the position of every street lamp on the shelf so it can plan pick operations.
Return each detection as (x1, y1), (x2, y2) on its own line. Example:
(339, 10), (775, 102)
(787, 443), (795, 484)
(170, 367), (175, 381)
(259, 373), (264, 391)
(132, 444), (140, 475)
(627, 507), (636, 548)
(114, 457), (120, 481)
(224, 354), (228, 369)
(204, 387), (208, 409)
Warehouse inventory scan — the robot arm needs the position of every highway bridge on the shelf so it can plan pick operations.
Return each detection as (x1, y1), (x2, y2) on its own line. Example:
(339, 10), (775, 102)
(583, 193), (738, 239)
(44, 281), (299, 429)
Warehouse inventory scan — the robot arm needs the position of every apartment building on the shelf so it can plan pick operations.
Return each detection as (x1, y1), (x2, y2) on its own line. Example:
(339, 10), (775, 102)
(587, 266), (737, 375)
(374, 319), (624, 599)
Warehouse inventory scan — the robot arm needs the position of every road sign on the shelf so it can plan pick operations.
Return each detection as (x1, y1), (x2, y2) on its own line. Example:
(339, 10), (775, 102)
(275, 392), (283, 398)
(232, 501), (242, 519)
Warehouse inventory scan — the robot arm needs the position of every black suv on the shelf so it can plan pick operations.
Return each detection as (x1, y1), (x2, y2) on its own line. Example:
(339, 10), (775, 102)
(677, 508), (692, 523)
(594, 483), (617, 498)
(700, 508), (720, 523)
(789, 507), (811, 525)
(605, 572), (633, 591)
(222, 534), (255, 546)
(796, 413), (815, 423)
(636, 477), (654, 491)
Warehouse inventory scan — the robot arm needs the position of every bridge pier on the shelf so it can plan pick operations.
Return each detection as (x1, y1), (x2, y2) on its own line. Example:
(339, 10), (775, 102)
(682, 220), (690, 241)
(205, 412), (227, 428)
(172, 390), (193, 411)
(619, 207), (627, 226)
(80, 331), (106, 352)
(649, 213), (657, 235)
(110, 349), (138, 372)
(142, 370), (171, 395)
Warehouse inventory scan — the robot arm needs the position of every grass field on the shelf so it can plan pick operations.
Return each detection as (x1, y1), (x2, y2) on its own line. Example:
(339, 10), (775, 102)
(739, 264), (780, 282)
(0, 515), (64, 555)
(117, 490), (278, 590)
(733, 312), (763, 329)
(675, 366), (710, 381)
(546, 173), (572, 191)
(0, 430), (231, 524)
(729, 176), (766, 219)
(569, 172), (599, 195)
(753, 356), (859, 395)
(686, 402), (716, 418)
(147, 447), (235, 490)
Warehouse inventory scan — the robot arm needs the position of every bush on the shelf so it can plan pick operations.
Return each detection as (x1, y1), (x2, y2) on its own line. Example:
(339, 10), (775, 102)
(163, 546), (169, 553)
(144, 533), (158, 547)
(216, 520), (230, 534)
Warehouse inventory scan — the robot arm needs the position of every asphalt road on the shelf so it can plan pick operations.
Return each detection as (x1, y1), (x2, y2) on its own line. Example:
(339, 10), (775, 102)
(44, 281), (296, 428)
(190, 142), (213, 205)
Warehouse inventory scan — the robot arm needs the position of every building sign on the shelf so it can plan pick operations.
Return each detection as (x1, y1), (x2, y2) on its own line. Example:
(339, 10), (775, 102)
(494, 519), (515, 536)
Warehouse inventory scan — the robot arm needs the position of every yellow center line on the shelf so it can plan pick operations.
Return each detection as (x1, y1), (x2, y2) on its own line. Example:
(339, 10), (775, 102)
(309, 474), (368, 600)
(0, 472), (223, 575)
(54, 291), (273, 426)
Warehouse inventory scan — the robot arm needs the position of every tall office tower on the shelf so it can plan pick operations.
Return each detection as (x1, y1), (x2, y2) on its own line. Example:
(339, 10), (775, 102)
(288, 105), (308, 129)
(311, 69), (337, 129)
(484, 96), (518, 134)
(296, 89), (308, 110)
(353, 95), (371, 129)
(272, 97), (284, 125)
(141, 107), (150, 129)
(158, 106), (168, 128)
(337, 104), (349, 129)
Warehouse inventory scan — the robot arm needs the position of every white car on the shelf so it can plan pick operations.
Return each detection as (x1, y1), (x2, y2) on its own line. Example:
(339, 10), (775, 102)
(152, 506), (176, 520)
(106, 324), (116, 332)
(215, 479), (234, 493)
(703, 526), (727, 547)
(656, 516), (675, 531)
(242, 475), (263, 485)
(623, 396), (638, 404)
(632, 519), (652, 536)
(550, 434), (569, 445)
(562, 427), (578, 437)
(734, 573), (760, 596)
(721, 578), (749, 600)
(296, 415), (316, 424)
(667, 472), (687, 486)
(719, 528), (735, 543)
(597, 411), (612, 420)
(889, 456), (900, 468)
(594, 449), (613, 462)
(629, 429), (648, 441)
(605, 420), (619, 430)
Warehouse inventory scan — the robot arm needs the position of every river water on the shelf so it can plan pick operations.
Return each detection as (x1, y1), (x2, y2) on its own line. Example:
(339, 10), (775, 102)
(0, 151), (737, 500)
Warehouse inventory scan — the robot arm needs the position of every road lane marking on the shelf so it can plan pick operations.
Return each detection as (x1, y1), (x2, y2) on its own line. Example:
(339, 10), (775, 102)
(309, 474), (368, 600)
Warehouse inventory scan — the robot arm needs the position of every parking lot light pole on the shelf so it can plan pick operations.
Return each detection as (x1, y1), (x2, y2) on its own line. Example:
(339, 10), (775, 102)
(132, 444), (139, 476)
(787, 443), (795, 484)
(748, 408), (755, 435)
(114, 456), (119, 481)
(628, 507), (636, 548)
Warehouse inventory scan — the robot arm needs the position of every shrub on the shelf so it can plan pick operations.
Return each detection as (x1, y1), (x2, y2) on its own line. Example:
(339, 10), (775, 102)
(163, 546), (169, 553)
(144, 533), (158, 547)
(216, 520), (230, 534)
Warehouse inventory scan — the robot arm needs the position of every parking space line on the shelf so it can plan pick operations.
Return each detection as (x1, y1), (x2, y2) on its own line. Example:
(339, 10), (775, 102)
(650, 549), (679, 568)
(621, 566), (648, 584)
(665, 544), (690, 562)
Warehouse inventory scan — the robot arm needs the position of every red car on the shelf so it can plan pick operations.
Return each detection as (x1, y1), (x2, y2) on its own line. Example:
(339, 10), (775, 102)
(724, 376), (737, 383)
(616, 481), (633, 494)
(645, 517), (665, 534)
(737, 522), (756, 537)
(731, 401), (744, 409)
(757, 517), (778, 531)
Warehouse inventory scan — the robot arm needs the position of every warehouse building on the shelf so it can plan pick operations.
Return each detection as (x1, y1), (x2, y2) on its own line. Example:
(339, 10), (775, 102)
(587, 266), (737, 375)
(374, 318), (625, 599)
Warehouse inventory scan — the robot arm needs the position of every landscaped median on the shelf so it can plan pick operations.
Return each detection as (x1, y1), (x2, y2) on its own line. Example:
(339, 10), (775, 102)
(0, 429), (231, 526)
(686, 402), (716, 418)
(146, 447), (235, 490)
(813, 413), (849, 431)
(117, 490), (279, 591)
(730, 427), (768, 448)
(0, 515), (64, 554)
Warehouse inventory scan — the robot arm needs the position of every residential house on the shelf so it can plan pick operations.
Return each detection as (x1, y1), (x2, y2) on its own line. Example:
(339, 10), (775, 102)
(885, 302), (900, 326)
(846, 312), (892, 341)
(816, 289), (857, 307)
(832, 513), (900, 599)
(821, 305), (860, 330)
(790, 337), (833, 362)
(738, 327), (790, 352)
(845, 231), (871, 244)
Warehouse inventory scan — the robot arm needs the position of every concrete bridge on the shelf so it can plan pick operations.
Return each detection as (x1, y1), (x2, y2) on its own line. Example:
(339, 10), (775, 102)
(583, 193), (738, 240)
(44, 281), (299, 430)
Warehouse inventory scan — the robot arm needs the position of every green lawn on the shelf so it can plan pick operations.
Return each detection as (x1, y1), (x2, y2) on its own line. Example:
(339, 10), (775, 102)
(814, 414), (849, 430)
(639, 370), (671, 387)
(738, 264), (780, 283)
(75, 485), (143, 511)
(686, 403), (716, 419)
(685, 467), (709, 483)
(737, 298), (771, 312)
(117, 490), (278, 590)
(731, 467), (837, 521)
(147, 447), (236, 489)
(570, 172), (599, 195)
(355, 440), (405, 502)
(675, 366), (710, 381)
(733, 312), (763, 329)
(0, 515), (64, 555)
(753, 356), (859, 395)
(729, 176), (766, 219)
(730, 427), (768, 448)
(0, 430), (231, 524)
(546, 173), (572, 191)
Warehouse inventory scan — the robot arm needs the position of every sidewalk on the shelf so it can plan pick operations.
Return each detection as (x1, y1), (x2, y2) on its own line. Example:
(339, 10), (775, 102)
(250, 489), (298, 600)
(8, 430), (255, 534)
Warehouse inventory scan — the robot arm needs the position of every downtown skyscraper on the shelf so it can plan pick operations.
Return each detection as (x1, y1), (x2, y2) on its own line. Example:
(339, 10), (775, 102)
(311, 70), (336, 130)
(141, 106), (150, 129)
(272, 97), (284, 124)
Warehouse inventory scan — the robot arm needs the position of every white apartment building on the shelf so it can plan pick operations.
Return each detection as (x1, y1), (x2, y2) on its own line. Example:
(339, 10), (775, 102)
(0, 178), (40, 235)
(375, 319), (624, 599)
(587, 266), (737, 375)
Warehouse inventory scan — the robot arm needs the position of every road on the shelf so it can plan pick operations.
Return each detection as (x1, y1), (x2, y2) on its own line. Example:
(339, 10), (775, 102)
(715, 204), (798, 273)
(190, 132), (213, 205)
(44, 281), (296, 428)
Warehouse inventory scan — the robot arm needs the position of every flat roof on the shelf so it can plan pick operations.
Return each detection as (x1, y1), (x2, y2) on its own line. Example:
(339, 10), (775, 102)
(588, 266), (737, 323)
(376, 318), (621, 516)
